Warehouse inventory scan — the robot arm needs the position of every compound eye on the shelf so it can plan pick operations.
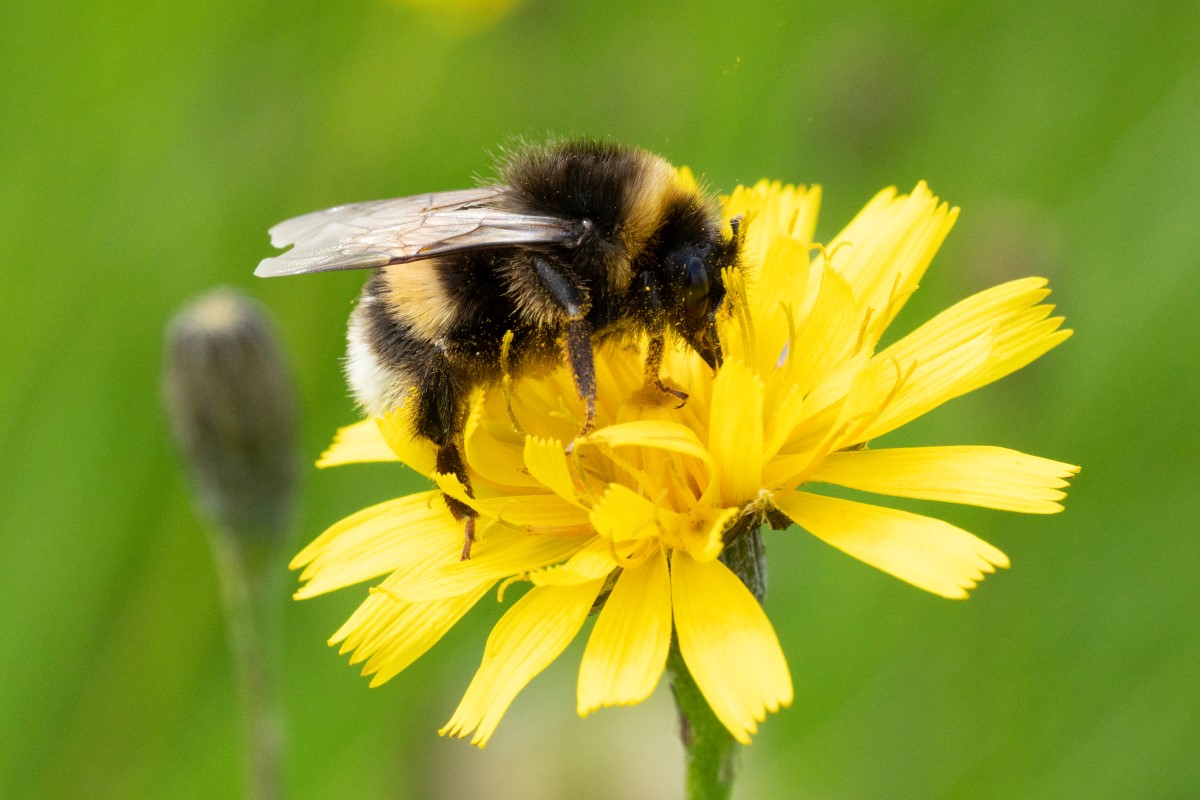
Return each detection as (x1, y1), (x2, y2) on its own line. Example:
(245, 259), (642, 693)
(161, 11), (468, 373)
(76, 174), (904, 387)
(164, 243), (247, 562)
(683, 256), (710, 319)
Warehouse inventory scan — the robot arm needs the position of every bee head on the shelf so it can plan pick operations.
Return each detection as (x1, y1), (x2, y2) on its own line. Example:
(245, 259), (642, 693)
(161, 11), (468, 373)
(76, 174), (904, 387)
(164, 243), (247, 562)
(663, 231), (738, 371)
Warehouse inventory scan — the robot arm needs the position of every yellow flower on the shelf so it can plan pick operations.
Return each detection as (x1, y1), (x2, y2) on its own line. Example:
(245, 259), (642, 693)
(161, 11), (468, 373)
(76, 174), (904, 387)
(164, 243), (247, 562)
(293, 179), (1079, 747)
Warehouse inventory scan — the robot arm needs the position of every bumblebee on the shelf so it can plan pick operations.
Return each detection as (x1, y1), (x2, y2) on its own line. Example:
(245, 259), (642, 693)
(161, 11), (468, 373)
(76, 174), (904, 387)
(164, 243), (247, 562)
(257, 140), (740, 557)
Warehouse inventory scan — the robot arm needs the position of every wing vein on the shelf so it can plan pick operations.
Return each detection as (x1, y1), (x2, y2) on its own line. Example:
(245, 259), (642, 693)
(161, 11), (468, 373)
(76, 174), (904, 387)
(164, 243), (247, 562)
(256, 186), (574, 277)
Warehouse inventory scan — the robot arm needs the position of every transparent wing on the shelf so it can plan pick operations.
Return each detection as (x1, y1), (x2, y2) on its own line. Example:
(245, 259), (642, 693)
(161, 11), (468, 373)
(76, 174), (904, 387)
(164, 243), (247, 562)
(256, 186), (574, 277)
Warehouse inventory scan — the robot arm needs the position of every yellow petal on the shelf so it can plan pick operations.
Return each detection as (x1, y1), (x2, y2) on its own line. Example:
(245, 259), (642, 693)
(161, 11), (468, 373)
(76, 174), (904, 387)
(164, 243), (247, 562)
(464, 399), (542, 490)
(441, 581), (602, 747)
(377, 409), (438, 477)
(583, 421), (718, 504)
(709, 358), (765, 505)
(527, 537), (620, 586)
(961, 317), (1071, 397)
(763, 354), (897, 491)
(578, 548), (671, 716)
(855, 330), (994, 443)
(871, 278), (1072, 422)
(523, 436), (587, 507)
(470, 494), (591, 528)
(763, 382), (806, 464)
(786, 265), (861, 396)
(676, 165), (700, 192)
(291, 492), (461, 598)
(787, 350), (871, 437)
(774, 327), (991, 467)
(723, 180), (821, 268)
(432, 471), (591, 529)
(756, 232), (815, 307)
(316, 419), (400, 467)
(810, 446), (1080, 514)
(590, 483), (684, 544)
(498, 367), (587, 443)
(331, 580), (493, 686)
(749, 236), (813, 377)
(823, 182), (958, 332)
(671, 552), (793, 744)
(393, 523), (587, 600)
(678, 506), (740, 563)
(876, 277), (1049, 366)
(775, 491), (1009, 599)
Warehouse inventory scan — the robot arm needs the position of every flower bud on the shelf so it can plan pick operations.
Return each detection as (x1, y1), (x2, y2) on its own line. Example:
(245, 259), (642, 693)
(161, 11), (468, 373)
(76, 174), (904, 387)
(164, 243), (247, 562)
(163, 288), (299, 540)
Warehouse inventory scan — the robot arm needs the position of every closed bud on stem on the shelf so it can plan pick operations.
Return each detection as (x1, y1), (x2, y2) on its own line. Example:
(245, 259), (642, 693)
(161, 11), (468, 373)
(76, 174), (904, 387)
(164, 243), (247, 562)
(163, 287), (299, 800)
(163, 287), (299, 540)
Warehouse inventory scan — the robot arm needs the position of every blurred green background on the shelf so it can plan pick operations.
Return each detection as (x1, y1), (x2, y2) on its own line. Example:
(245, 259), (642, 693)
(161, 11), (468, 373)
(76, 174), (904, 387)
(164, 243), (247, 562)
(3, 0), (1198, 797)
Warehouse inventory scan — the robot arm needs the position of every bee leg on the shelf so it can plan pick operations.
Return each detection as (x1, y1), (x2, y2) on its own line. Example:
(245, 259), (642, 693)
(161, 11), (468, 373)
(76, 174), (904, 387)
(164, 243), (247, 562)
(531, 255), (597, 438)
(435, 440), (479, 560)
(645, 333), (688, 408)
(637, 271), (688, 408)
(565, 318), (597, 437)
(418, 362), (479, 560)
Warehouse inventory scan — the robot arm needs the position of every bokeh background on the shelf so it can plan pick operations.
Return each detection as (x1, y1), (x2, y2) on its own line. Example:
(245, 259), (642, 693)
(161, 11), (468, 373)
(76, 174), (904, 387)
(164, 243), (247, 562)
(3, 0), (1198, 797)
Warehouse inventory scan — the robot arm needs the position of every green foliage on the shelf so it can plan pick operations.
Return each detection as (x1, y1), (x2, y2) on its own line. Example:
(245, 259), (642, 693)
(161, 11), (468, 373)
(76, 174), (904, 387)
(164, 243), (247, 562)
(1, 0), (1197, 796)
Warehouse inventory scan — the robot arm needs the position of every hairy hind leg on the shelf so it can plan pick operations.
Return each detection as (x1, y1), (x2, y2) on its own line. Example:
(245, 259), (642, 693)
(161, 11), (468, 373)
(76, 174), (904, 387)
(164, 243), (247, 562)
(416, 356), (479, 560)
(435, 441), (477, 560)
(530, 255), (597, 439)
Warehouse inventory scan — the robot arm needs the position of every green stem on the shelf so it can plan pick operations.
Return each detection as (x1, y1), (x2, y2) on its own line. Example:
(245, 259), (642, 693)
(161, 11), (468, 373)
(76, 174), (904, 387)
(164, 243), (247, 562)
(668, 643), (738, 800)
(210, 530), (287, 800)
(668, 523), (767, 800)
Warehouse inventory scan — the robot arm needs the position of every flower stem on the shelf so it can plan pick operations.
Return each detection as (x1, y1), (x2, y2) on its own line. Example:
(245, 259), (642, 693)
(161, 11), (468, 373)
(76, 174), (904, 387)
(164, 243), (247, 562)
(668, 524), (767, 800)
(211, 530), (287, 800)
(721, 521), (768, 605)
(667, 643), (738, 800)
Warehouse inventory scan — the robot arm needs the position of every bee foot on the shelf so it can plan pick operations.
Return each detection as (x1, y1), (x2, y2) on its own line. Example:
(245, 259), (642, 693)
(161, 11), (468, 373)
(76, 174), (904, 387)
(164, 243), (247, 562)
(656, 380), (689, 408)
(574, 396), (596, 442)
(459, 516), (477, 561)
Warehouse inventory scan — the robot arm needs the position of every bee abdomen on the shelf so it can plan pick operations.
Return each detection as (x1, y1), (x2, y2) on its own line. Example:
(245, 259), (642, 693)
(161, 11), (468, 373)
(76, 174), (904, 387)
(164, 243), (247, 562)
(348, 258), (539, 419)
(345, 293), (413, 416)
